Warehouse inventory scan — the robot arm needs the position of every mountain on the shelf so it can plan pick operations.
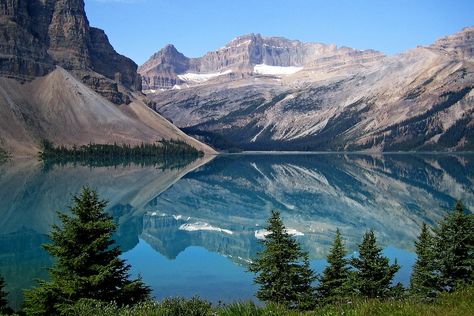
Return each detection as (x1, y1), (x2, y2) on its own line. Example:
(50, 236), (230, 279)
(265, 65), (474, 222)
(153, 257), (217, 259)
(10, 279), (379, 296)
(141, 28), (474, 152)
(0, 0), (215, 156)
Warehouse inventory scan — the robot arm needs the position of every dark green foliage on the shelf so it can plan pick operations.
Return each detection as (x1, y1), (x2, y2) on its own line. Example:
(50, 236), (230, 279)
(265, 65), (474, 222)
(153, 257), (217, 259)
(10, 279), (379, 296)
(0, 275), (11, 314)
(65, 297), (213, 316)
(410, 223), (438, 297)
(181, 127), (241, 151)
(39, 139), (203, 164)
(249, 210), (316, 310)
(433, 201), (474, 292)
(156, 297), (213, 316)
(351, 230), (401, 298)
(23, 187), (150, 315)
(33, 285), (474, 316)
(317, 229), (352, 304)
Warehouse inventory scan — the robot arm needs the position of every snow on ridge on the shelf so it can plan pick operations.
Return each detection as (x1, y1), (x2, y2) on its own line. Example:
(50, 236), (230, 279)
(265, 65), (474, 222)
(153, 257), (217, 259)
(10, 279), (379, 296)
(178, 70), (232, 83)
(287, 118), (330, 140)
(179, 222), (233, 235)
(250, 122), (271, 143)
(220, 39), (252, 50)
(254, 64), (303, 76)
(263, 43), (289, 49)
(255, 228), (304, 240)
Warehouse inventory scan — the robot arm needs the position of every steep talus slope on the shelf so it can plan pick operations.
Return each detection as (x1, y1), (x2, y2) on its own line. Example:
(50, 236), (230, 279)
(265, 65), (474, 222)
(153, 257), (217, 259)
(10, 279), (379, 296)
(144, 27), (474, 151)
(0, 68), (214, 155)
(0, 0), (215, 155)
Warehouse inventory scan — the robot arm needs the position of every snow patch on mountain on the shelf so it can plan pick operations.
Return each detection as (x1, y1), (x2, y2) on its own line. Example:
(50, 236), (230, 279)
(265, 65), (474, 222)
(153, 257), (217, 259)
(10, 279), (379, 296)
(178, 70), (232, 83)
(254, 64), (303, 76)
(220, 39), (252, 50)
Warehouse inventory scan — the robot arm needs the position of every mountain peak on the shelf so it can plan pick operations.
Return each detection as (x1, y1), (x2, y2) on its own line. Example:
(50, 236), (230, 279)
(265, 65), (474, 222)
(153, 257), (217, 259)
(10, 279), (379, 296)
(0, 0), (140, 103)
(139, 43), (189, 75)
(163, 44), (179, 52)
(431, 25), (474, 59)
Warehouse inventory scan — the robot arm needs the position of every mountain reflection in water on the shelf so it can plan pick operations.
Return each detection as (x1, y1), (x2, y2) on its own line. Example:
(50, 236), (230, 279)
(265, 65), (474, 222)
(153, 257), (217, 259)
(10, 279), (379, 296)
(1, 153), (473, 308)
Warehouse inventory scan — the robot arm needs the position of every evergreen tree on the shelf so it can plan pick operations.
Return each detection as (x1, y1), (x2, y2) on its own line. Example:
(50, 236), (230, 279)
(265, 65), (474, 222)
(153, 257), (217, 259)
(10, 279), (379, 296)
(433, 201), (474, 292)
(24, 187), (150, 315)
(0, 274), (9, 313)
(410, 223), (438, 297)
(351, 229), (400, 298)
(318, 229), (352, 305)
(249, 210), (316, 310)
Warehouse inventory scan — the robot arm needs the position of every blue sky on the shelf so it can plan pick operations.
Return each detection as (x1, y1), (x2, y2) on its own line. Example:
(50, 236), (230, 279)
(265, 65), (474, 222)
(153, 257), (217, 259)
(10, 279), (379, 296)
(84, 0), (474, 65)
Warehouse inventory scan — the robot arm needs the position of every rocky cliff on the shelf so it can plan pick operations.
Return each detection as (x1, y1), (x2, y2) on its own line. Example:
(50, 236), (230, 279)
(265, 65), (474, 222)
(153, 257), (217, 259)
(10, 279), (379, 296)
(139, 33), (384, 92)
(0, 0), (140, 103)
(0, 0), (216, 156)
(143, 27), (474, 152)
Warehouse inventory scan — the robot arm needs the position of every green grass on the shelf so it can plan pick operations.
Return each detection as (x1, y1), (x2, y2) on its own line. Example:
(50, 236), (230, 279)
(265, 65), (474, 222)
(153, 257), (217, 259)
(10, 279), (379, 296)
(314, 287), (474, 316)
(47, 286), (474, 316)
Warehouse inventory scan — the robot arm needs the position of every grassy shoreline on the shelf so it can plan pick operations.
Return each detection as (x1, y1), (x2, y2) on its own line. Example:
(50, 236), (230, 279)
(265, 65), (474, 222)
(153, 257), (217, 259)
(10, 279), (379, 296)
(63, 285), (474, 316)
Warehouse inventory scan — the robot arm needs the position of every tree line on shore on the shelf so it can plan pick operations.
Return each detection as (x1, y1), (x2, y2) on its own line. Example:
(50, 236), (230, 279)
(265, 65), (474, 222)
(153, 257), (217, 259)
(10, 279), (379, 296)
(39, 139), (203, 161)
(0, 188), (473, 315)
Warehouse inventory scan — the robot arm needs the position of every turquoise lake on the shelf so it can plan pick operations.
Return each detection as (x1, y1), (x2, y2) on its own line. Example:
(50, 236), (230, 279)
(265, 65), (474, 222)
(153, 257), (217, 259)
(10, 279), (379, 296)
(1, 153), (473, 309)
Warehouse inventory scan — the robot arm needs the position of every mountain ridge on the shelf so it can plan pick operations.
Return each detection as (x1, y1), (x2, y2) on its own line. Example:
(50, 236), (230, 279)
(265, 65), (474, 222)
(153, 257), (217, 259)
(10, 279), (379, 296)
(141, 27), (474, 152)
(139, 32), (385, 92)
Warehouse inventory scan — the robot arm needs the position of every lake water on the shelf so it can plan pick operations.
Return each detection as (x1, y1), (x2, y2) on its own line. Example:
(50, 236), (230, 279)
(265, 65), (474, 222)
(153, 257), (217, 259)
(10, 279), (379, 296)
(1, 153), (473, 309)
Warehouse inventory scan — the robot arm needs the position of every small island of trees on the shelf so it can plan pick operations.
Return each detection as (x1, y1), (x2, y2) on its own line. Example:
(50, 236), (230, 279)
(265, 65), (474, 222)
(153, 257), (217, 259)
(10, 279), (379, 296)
(38, 139), (204, 168)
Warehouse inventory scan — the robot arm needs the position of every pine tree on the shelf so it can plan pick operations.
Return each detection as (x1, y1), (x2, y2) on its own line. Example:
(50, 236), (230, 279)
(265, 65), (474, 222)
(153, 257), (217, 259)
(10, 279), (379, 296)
(318, 229), (352, 305)
(24, 187), (150, 315)
(433, 201), (474, 292)
(0, 274), (9, 313)
(351, 229), (400, 298)
(249, 210), (316, 310)
(410, 223), (438, 297)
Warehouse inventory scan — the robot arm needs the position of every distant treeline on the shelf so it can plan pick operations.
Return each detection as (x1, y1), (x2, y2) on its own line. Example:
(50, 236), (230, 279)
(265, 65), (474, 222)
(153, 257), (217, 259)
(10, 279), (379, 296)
(38, 139), (203, 168)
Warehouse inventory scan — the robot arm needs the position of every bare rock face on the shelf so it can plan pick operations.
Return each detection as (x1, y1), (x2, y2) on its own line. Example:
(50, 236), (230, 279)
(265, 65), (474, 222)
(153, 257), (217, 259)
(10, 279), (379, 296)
(139, 33), (385, 91)
(47, 0), (90, 70)
(0, 0), (141, 104)
(145, 27), (474, 152)
(0, 0), (54, 80)
(0, 0), (216, 156)
(139, 44), (189, 90)
(431, 26), (474, 60)
(88, 27), (142, 91)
